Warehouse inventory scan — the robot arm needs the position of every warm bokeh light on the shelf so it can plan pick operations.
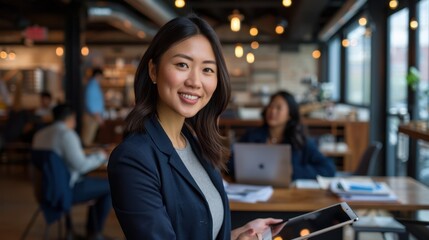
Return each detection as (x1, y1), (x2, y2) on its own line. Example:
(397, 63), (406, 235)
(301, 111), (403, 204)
(81, 46), (89, 56)
(358, 17), (367, 26)
(0, 50), (7, 59)
(410, 19), (419, 29)
(175, 0), (185, 8)
(389, 0), (398, 9)
(300, 228), (310, 236)
(275, 25), (285, 34)
(229, 10), (243, 32)
(235, 44), (244, 58)
(273, 236), (283, 240)
(8, 51), (16, 60)
(250, 41), (259, 49)
(246, 52), (255, 63)
(282, 0), (292, 7)
(312, 50), (321, 59)
(250, 27), (258, 36)
(342, 39), (350, 47)
(56, 47), (64, 57)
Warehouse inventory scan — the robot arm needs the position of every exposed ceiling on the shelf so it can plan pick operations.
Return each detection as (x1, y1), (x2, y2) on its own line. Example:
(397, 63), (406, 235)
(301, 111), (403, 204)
(0, 0), (349, 45)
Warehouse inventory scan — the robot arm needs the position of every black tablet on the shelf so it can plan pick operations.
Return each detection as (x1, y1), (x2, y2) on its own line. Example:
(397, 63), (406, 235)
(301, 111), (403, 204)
(271, 202), (359, 240)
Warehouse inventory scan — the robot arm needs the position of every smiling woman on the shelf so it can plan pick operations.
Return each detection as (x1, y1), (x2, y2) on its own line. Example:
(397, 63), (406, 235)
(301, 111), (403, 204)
(107, 15), (284, 240)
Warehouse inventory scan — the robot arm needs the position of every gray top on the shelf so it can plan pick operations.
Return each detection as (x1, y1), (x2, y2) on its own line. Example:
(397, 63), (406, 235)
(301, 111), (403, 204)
(176, 138), (224, 240)
(32, 122), (106, 187)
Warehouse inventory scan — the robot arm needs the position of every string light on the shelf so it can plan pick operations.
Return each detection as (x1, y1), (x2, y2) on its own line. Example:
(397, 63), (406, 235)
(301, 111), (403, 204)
(358, 17), (367, 26)
(55, 47), (64, 56)
(342, 39), (350, 47)
(389, 0), (398, 10)
(229, 10), (244, 32)
(250, 41), (259, 50)
(0, 50), (7, 59)
(246, 52), (255, 63)
(249, 27), (258, 36)
(410, 18), (419, 30)
(235, 44), (244, 58)
(282, 0), (292, 7)
(81, 46), (89, 56)
(312, 50), (321, 59)
(8, 51), (16, 60)
(275, 25), (284, 34)
(175, 0), (185, 8)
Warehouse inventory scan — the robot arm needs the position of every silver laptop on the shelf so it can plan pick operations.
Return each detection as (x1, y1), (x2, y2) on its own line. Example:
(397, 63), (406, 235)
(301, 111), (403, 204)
(233, 143), (292, 188)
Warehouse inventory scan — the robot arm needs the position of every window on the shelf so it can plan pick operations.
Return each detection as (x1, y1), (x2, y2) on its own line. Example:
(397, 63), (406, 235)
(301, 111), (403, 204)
(345, 24), (371, 105)
(328, 37), (341, 101)
(386, 8), (409, 176)
(418, 0), (429, 120)
(388, 8), (409, 110)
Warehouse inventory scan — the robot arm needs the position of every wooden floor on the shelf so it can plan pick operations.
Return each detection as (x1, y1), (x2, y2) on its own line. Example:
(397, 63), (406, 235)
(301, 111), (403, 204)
(0, 164), (124, 240)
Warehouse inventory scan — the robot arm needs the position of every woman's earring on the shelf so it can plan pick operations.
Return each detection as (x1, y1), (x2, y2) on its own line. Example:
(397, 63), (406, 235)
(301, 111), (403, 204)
(152, 81), (157, 84)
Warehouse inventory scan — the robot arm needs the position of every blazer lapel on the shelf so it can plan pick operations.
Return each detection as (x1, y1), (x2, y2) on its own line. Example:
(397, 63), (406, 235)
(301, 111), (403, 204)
(144, 116), (204, 196)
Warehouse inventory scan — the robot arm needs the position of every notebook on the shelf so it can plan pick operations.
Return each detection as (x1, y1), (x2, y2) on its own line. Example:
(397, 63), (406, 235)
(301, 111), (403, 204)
(233, 143), (292, 188)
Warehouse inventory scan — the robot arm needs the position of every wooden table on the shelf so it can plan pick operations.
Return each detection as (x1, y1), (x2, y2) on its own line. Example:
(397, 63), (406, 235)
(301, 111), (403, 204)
(230, 177), (429, 212)
(398, 121), (429, 142)
(229, 177), (429, 238)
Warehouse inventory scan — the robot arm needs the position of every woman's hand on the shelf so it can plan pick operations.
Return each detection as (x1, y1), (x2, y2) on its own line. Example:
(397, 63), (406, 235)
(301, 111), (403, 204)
(231, 218), (285, 240)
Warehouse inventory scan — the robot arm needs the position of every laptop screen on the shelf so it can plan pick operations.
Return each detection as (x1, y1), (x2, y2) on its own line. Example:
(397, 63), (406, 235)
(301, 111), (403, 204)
(233, 143), (292, 188)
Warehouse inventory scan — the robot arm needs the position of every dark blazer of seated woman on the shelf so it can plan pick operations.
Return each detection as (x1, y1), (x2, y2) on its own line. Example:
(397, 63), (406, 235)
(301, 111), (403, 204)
(228, 91), (336, 181)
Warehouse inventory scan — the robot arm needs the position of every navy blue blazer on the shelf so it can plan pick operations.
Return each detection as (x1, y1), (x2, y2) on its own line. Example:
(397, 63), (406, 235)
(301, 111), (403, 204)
(229, 126), (336, 180)
(108, 116), (231, 240)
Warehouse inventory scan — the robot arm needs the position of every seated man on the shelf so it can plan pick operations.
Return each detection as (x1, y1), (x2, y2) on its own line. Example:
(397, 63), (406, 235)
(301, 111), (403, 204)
(32, 103), (111, 240)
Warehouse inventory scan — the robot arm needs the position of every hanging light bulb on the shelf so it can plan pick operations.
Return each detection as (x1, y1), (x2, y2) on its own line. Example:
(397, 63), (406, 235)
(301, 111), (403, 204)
(410, 18), (419, 30)
(81, 46), (89, 56)
(8, 51), (16, 60)
(246, 52), (255, 64)
(229, 10), (244, 32)
(312, 50), (321, 59)
(0, 49), (7, 59)
(175, 0), (185, 8)
(342, 39), (350, 47)
(235, 44), (244, 58)
(275, 25), (284, 34)
(389, 0), (398, 10)
(275, 19), (288, 35)
(250, 41), (259, 50)
(56, 46), (64, 57)
(249, 26), (258, 36)
(358, 17), (367, 26)
(282, 0), (292, 7)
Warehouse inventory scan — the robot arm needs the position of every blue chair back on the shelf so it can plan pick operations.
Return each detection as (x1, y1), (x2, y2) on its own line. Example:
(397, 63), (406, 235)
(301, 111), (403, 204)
(32, 150), (73, 224)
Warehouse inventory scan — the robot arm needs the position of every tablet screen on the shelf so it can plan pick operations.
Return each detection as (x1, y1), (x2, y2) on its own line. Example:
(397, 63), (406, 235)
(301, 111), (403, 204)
(276, 202), (358, 240)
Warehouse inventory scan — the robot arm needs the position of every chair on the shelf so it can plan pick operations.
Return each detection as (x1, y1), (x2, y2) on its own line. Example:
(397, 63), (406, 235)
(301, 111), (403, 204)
(21, 150), (96, 240)
(336, 141), (383, 177)
(353, 141), (383, 176)
(395, 218), (429, 240)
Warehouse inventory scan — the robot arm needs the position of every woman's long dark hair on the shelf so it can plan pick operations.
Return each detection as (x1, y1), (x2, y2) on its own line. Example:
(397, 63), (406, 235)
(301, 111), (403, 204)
(262, 91), (306, 149)
(124, 15), (231, 169)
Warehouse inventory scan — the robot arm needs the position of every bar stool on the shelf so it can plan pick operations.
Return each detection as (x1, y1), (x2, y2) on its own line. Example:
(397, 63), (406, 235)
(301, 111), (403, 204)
(352, 216), (408, 240)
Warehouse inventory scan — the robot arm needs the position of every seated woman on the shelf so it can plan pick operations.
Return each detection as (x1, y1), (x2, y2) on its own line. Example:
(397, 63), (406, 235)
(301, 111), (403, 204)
(229, 90), (336, 180)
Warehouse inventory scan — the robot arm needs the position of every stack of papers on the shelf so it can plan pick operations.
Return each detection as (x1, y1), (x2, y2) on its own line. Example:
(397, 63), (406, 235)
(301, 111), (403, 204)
(329, 177), (398, 202)
(224, 182), (273, 203)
